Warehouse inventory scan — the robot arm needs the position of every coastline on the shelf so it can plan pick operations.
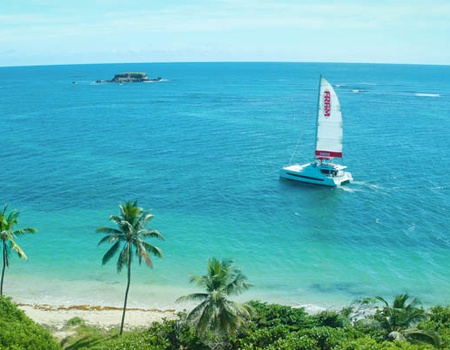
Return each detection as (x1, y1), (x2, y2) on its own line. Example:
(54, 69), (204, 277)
(18, 303), (178, 331)
(16, 297), (329, 335)
(8, 275), (344, 333)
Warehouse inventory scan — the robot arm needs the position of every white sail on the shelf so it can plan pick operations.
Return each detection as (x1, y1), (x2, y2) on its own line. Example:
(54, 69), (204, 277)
(315, 77), (343, 158)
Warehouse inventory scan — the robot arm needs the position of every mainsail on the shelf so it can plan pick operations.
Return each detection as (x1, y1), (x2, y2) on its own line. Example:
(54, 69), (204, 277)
(315, 77), (343, 159)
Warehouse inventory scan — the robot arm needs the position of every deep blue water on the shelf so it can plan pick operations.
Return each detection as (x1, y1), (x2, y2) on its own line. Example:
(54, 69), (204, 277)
(1, 62), (449, 310)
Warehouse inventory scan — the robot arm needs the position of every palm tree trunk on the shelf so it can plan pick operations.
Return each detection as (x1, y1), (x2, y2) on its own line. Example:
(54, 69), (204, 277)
(1, 241), (7, 295)
(120, 261), (131, 335)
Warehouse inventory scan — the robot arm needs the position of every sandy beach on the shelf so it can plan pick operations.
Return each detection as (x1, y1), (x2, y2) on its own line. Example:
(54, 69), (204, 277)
(18, 303), (178, 331)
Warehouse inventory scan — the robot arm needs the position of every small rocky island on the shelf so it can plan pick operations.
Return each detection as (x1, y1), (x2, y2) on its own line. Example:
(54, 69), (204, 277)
(96, 72), (162, 83)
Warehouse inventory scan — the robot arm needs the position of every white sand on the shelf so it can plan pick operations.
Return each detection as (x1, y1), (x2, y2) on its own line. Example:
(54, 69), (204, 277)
(18, 303), (178, 331)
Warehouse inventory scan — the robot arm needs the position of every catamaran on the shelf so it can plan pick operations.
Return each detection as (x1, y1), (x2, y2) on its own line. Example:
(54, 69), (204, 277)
(279, 76), (353, 187)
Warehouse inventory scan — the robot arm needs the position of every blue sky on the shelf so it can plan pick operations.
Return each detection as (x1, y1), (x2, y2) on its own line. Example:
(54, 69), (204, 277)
(1, 0), (449, 66)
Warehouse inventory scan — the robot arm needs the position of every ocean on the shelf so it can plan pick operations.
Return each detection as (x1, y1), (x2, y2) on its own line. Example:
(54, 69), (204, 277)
(1, 62), (449, 311)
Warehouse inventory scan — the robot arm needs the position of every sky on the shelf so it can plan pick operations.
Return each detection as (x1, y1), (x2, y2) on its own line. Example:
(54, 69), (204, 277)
(0, 0), (449, 67)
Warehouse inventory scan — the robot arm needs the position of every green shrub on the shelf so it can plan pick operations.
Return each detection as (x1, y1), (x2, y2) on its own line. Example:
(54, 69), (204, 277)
(339, 336), (433, 349)
(0, 296), (60, 350)
(419, 305), (450, 349)
(66, 316), (85, 327)
(236, 324), (290, 349)
(248, 301), (312, 330)
(312, 310), (350, 328)
(100, 319), (206, 350)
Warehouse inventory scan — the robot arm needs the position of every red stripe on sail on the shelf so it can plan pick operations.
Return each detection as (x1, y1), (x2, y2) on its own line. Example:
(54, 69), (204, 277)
(315, 150), (343, 158)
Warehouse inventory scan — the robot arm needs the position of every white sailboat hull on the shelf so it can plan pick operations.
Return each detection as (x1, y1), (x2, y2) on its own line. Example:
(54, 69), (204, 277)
(280, 162), (353, 187)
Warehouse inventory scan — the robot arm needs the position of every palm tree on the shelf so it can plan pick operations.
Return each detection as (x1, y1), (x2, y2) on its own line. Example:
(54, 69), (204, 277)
(177, 257), (254, 346)
(97, 200), (164, 335)
(356, 293), (438, 346)
(0, 205), (37, 295)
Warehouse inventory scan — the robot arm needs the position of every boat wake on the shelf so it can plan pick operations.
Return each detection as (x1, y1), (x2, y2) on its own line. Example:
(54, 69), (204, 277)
(337, 185), (358, 192)
(414, 93), (441, 97)
(341, 181), (384, 192)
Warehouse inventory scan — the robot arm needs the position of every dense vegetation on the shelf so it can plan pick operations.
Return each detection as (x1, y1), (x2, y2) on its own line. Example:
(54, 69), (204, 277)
(0, 296), (60, 350)
(2, 296), (450, 349)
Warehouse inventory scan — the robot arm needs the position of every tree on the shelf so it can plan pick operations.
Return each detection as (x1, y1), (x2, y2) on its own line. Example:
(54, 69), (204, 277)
(97, 200), (164, 335)
(356, 294), (439, 346)
(0, 205), (37, 295)
(177, 258), (254, 347)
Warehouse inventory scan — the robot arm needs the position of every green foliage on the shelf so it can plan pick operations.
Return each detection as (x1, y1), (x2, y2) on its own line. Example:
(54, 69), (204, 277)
(78, 319), (206, 350)
(65, 317), (85, 327)
(97, 200), (164, 272)
(339, 337), (433, 349)
(235, 302), (359, 350)
(237, 324), (291, 349)
(420, 305), (450, 349)
(177, 258), (253, 341)
(0, 296), (60, 350)
(355, 294), (439, 347)
(422, 305), (450, 332)
(311, 310), (350, 328)
(37, 298), (450, 350)
(373, 294), (427, 333)
(61, 328), (110, 350)
(247, 300), (312, 330)
(268, 326), (353, 350)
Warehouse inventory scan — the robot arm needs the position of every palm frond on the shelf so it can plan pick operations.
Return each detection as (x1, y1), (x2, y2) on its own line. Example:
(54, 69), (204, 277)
(135, 240), (152, 267)
(13, 227), (37, 235)
(219, 303), (241, 335)
(393, 293), (411, 309)
(97, 200), (163, 292)
(108, 215), (123, 227)
(122, 221), (134, 236)
(189, 275), (207, 288)
(388, 331), (407, 342)
(117, 243), (131, 272)
(120, 200), (141, 226)
(10, 241), (27, 260)
(97, 234), (119, 246)
(196, 302), (216, 336)
(403, 329), (440, 346)
(0, 204), (7, 217)
(136, 212), (153, 229)
(96, 226), (122, 235)
(141, 213), (154, 223)
(0, 206), (36, 270)
(140, 241), (163, 259)
(101, 241), (121, 265)
(375, 296), (390, 309)
(5, 210), (19, 228)
(179, 258), (253, 340)
(176, 293), (208, 303)
(139, 228), (164, 240)
(226, 271), (252, 296)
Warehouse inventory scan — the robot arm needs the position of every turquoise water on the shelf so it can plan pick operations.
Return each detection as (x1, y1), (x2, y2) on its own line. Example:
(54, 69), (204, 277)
(1, 62), (449, 310)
